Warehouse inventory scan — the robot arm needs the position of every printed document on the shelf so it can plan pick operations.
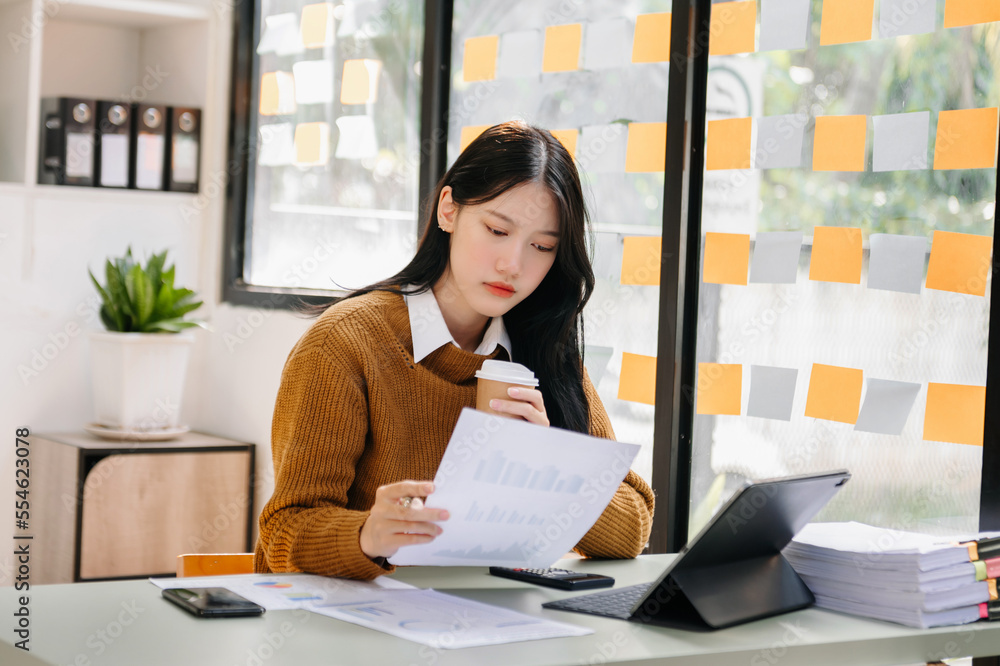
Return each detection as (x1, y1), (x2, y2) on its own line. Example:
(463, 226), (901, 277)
(389, 407), (640, 568)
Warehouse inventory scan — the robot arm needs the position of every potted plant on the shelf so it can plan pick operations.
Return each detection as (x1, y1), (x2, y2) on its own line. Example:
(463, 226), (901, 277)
(87, 247), (206, 439)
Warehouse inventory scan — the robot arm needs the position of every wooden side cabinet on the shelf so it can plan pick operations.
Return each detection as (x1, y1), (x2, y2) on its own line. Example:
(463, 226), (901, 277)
(32, 431), (255, 584)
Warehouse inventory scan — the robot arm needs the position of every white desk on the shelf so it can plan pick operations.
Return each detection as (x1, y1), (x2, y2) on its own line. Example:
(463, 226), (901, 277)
(2, 555), (1000, 665)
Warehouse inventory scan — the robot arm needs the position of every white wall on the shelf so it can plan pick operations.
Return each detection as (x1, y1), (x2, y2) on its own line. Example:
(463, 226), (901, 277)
(0, 0), (305, 585)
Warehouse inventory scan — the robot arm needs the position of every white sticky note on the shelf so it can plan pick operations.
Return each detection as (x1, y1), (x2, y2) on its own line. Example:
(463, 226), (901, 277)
(135, 134), (164, 189)
(583, 18), (630, 70)
(754, 114), (806, 169)
(257, 12), (305, 56)
(292, 60), (335, 104)
(497, 30), (543, 79)
(855, 378), (921, 435)
(759, 0), (811, 51)
(879, 0), (935, 38)
(335, 115), (378, 159)
(747, 366), (798, 421)
(578, 124), (628, 173)
(171, 135), (199, 184)
(258, 123), (296, 166)
(872, 111), (929, 172)
(100, 134), (129, 187)
(749, 232), (803, 284)
(868, 233), (927, 294)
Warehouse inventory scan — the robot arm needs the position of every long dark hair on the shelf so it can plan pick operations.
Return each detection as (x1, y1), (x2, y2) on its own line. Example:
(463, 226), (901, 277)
(307, 121), (595, 433)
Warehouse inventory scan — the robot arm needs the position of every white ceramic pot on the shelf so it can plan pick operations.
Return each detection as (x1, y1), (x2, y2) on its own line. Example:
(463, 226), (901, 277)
(89, 331), (195, 431)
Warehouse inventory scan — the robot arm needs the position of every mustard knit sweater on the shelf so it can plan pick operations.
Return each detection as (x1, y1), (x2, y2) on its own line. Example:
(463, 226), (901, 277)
(254, 290), (655, 580)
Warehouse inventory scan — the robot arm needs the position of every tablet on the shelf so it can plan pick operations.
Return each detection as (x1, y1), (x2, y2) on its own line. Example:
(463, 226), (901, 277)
(543, 469), (851, 629)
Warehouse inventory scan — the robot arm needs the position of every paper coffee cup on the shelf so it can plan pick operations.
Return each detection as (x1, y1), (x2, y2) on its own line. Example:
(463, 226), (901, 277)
(475, 360), (539, 417)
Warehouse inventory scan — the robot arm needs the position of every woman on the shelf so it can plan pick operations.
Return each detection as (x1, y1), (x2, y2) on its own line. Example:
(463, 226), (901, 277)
(255, 121), (654, 580)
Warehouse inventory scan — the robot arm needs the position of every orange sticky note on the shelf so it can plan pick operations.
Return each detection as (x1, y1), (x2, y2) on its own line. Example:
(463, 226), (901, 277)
(809, 226), (863, 284)
(813, 115), (867, 171)
(925, 230), (993, 296)
(260, 72), (296, 116)
(625, 122), (667, 172)
(703, 233), (750, 285)
(632, 13), (672, 63)
(696, 363), (742, 415)
(820, 0), (875, 45)
(933, 107), (999, 170)
(706, 117), (753, 170)
(619, 352), (657, 406)
(550, 129), (579, 159)
(459, 125), (491, 153)
(294, 122), (330, 166)
(944, 0), (1000, 27)
(621, 236), (662, 285)
(463, 35), (498, 82)
(543, 23), (582, 72)
(924, 383), (987, 446)
(341, 59), (381, 105)
(300, 3), (334, 48)
(709, 1), (757, 56)
(804, 363), (863, 424)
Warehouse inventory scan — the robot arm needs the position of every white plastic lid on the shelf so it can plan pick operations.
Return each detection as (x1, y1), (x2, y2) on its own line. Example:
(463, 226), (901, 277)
(474, 360), (539, 386)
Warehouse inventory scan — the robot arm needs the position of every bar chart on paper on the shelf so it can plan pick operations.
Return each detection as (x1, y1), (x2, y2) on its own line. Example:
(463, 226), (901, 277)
(474, 451), (586, 493)
(389, 408), (640, 568)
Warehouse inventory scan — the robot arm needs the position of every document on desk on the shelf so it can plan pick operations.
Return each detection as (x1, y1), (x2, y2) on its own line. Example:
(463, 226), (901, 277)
(308, 588), (592, 648)
(150, 573), (415, 611)
(389, 407), (640, 568)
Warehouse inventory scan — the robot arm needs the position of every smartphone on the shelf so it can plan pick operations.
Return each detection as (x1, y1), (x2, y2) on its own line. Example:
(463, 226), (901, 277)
(162, 587), (265, 618)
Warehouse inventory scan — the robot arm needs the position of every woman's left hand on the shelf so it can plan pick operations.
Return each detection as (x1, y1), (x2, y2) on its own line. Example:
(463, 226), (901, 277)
(490, 386), (549, 427)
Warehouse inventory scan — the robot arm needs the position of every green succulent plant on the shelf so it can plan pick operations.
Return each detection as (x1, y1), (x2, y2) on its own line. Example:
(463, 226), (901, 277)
(89, 247), (205, 333)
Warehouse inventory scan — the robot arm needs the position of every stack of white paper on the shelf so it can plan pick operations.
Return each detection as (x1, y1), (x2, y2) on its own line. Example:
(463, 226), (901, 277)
(785, 522), (991, 628)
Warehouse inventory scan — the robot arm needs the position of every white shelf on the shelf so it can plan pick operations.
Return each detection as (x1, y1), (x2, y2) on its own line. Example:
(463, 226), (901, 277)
(53, 0), (211, 28)
(31, 183), (200, 205)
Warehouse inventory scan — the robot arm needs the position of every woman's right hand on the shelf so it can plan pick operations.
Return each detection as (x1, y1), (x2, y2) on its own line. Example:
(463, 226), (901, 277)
(359, 480), (450, 560)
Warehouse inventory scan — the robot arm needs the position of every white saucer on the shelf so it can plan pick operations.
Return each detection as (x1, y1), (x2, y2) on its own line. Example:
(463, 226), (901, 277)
(84, 423), (190, 442)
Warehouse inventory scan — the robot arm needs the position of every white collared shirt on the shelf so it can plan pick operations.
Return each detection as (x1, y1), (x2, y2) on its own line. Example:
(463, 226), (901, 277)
(403, 287), (512, 363)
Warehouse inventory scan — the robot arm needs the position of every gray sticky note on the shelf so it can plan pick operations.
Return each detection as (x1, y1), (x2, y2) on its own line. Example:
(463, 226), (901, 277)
(868, 233), (927, 294)
(583, 18), (630, 70)
(578, 124), (628, 173)
(747, 366), (798, 421)
(755, 114), (806, 169)
(498, 30), (543, 79)
(759, 0), (811, 51)
(749, 232), (803, 284)
(873, 111), (929, 172)
(879, 0), (935, 38)
(855, 379), (921, 435)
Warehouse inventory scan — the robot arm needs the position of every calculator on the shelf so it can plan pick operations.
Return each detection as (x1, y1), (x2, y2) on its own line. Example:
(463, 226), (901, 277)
(488, 567), (616, 590)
